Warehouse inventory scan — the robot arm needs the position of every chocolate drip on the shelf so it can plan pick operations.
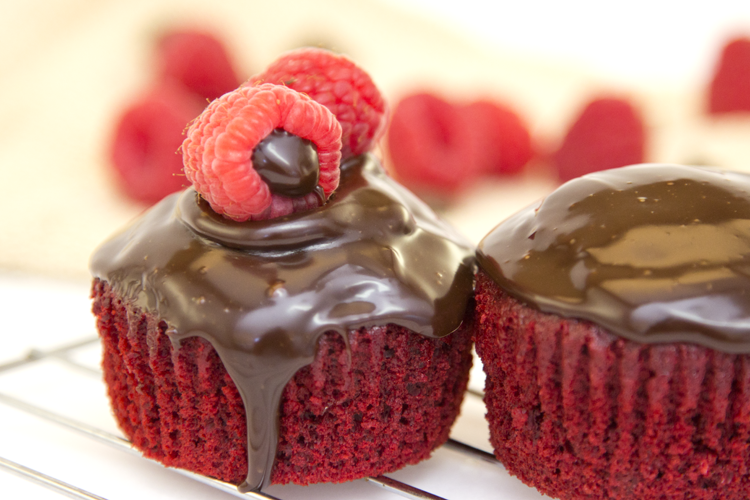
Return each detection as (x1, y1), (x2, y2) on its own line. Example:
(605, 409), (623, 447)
(478, 164), (750, 353)
(90, 154), (475, 491)
(252, 128), (320, 197)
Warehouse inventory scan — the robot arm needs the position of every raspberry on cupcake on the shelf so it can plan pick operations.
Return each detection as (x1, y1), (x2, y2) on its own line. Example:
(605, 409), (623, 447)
(182, 83), (342, 221)
(91, 49), (475, 492)
(251, 47), (388, 160)
(475, 163), (750, 500)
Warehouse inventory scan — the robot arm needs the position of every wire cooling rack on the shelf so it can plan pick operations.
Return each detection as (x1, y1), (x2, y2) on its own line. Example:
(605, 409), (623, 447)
(0, 336), (532, 500)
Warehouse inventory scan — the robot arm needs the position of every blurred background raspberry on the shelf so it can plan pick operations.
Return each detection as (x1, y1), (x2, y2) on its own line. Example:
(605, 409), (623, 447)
(0, 0), (748, 278)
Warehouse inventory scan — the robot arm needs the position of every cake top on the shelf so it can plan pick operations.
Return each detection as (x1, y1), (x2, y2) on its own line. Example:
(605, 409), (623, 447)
(478, 163), (750, 353)
(92, 153), (475, 343)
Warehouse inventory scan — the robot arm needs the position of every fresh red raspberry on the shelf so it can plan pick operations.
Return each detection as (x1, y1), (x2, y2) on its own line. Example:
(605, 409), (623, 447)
(111, 83), (205, 203)
(387, 92), (482, 196)
(552, 97), (645, 182)
(182, 83), (342, 221)
(708, 37), (750, 114)
(158, 30), (241, 101)
(252, 48), (386, 159)
(460, 100), (534, 175)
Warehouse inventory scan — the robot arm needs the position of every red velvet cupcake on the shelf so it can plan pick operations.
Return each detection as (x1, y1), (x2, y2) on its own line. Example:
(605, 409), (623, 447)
(90, 49), (475, 493)
(475, 164), (750, 500)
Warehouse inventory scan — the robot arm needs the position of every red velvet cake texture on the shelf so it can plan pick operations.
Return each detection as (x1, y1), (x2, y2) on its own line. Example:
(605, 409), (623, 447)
(93, 279), (473, 486)
(475, 270), (750, 500)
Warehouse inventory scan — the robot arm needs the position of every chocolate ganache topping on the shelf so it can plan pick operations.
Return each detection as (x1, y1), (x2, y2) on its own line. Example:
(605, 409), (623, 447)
(90, 153), (475, 491)
(252, 128), (322, 198)
(478, 164), (750, 354)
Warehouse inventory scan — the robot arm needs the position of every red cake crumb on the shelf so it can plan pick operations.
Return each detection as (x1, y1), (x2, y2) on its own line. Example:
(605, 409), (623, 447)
(552, 97), (645, 182)
(110, 83), (204, 203)
(474, 270), (750, 500)
(708, 37), (750, 114)
(92, 279), (473, 486)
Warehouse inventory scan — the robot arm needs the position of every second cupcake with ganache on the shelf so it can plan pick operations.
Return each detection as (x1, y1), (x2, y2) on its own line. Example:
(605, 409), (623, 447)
(475, 163), (750, 500)
(90, 49), (475, 493)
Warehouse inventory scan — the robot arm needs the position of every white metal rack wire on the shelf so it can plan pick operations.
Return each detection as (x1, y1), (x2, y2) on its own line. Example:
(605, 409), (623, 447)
(0, 337), (513, 500)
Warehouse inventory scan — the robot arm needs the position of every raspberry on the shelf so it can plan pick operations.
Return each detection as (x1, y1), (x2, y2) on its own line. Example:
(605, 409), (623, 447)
(708, 37), (750, 114)
(182, 83), (342, 221)
(252, 48), (386, 159)
(460, 100), (534, 175)
(387, 93), (482, 196)
(111, 83), (205, 203)
(552, 97), (645, 182)
(158, 30), (241, 101)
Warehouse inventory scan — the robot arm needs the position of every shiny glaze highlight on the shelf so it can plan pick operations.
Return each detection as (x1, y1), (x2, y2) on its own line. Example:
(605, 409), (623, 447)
(478, 164), (750, 353)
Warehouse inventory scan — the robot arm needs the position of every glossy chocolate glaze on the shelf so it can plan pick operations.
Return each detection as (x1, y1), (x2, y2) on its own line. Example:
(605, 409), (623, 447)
(90, 153), (475, 491)
(478, 164), (750, 353)
(252, 128), (320, 197)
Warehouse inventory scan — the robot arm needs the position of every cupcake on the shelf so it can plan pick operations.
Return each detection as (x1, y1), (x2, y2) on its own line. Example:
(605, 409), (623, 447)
(90, 49), (475, 492)
(475, 163), (750, 500)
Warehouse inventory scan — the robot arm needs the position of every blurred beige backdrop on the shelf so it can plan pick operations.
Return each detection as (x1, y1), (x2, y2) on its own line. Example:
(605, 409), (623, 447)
(1, 0), (748, 282)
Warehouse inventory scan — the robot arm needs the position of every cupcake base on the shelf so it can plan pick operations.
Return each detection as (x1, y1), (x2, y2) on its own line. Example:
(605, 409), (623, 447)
(92, 279), (473, 486)
(474, 270), (750, 500)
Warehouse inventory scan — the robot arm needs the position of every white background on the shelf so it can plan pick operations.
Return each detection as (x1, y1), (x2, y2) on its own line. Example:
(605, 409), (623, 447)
(389, 0), (750, 86)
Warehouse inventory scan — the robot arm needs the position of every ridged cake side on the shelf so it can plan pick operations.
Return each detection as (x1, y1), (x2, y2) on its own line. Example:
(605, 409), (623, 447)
(474, 270), (750, 500)
(93, 278), (473, 485)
